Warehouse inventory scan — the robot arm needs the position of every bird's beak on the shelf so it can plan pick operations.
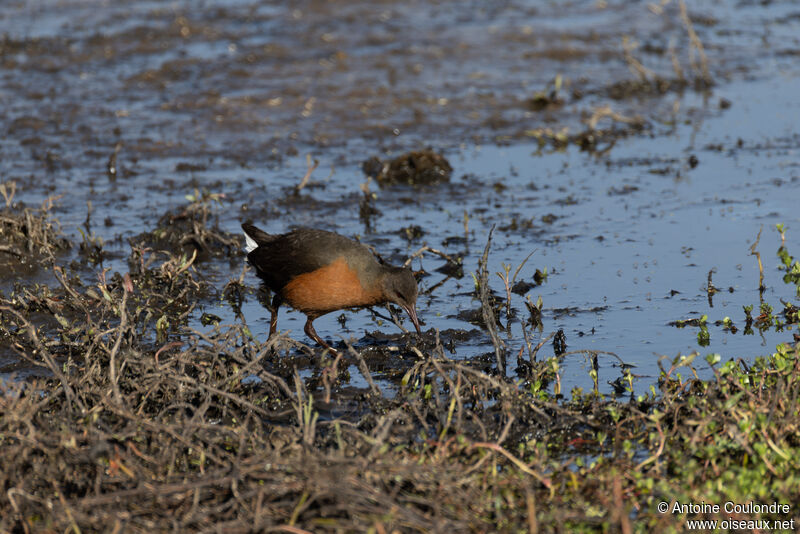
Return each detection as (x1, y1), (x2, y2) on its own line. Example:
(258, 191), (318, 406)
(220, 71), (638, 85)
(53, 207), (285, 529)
(403, 303), (422, 335)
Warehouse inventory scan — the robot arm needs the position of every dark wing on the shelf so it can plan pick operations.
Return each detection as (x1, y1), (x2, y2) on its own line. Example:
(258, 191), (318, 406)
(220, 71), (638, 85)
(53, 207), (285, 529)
(246, 228), (376, 290)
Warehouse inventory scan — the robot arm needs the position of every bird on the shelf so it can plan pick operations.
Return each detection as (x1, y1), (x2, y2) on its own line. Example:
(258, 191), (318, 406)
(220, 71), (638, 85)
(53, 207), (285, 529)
(242, 223), (421, 354)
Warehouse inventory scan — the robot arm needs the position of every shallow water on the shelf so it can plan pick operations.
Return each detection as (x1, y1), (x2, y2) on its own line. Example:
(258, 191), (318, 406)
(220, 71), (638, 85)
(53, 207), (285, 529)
(2, 0), (799, 394)
(221, 73), (800, 394)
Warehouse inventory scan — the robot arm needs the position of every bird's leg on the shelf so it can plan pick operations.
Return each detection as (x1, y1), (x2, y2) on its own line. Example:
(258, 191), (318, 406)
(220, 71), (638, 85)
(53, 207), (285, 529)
(304, 317), (338, 355)
(268, 294), (282, 339)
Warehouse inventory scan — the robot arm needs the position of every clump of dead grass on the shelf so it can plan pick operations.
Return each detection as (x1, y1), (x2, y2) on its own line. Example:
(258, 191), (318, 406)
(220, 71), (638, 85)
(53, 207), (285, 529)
(129, 189), (241, 261)
(0, 181), (71, 263)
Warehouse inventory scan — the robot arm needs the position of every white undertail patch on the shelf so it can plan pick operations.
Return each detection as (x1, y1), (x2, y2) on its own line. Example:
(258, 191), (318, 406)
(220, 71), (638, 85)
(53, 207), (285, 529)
(243, 231), (259, 253)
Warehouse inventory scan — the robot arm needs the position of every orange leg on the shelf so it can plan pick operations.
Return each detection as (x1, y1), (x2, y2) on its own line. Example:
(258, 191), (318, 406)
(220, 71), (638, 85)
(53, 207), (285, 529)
(304, 317), (338, 355)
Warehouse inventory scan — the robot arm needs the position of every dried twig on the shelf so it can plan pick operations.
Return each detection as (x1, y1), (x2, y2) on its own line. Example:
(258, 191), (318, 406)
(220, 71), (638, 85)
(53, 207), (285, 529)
(678, 0), (711, 85)
(403, 245), (460, 268)
(621, 36), (655, 82)
(108, 286), (128, 405)
(347, 342), (381, 397)
(295, 154), (320, 193)
(750, 226), (765, 298)
(477, 226), (505, 374)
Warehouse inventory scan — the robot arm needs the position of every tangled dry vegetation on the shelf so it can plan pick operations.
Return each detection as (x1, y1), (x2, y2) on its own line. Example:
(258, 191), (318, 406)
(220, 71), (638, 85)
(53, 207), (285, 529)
(0, 183), (70, 268)
(2, 195), (800, 533)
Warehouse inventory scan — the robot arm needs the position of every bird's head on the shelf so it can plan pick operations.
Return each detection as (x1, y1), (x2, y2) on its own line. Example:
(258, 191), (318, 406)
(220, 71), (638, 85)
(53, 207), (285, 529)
(382, 267), (422, 334)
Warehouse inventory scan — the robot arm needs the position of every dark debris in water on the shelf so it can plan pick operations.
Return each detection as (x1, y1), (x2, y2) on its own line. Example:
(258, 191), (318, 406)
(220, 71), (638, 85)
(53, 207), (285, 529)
(434, 257), (464, 278)
(511, 268), (548, 295)
(511, 279), (537, 295)
(551, 305), (608, 319)
(362, 149), (453, 186)
(669, 317), (705, 328)
(398, 224), (425, 241)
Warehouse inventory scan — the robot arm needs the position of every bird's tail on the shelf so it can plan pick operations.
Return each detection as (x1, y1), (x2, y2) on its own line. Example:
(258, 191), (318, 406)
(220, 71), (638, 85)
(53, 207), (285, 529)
(241, 223), (274, 253)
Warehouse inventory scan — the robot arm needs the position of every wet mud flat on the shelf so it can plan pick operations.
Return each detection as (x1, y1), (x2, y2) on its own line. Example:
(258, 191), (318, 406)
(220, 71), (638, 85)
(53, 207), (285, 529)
(2, 0), (800, 531)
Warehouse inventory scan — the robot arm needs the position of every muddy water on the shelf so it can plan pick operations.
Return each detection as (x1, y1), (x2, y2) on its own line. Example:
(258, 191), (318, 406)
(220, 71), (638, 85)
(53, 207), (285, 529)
(1, 1), (799, 394)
